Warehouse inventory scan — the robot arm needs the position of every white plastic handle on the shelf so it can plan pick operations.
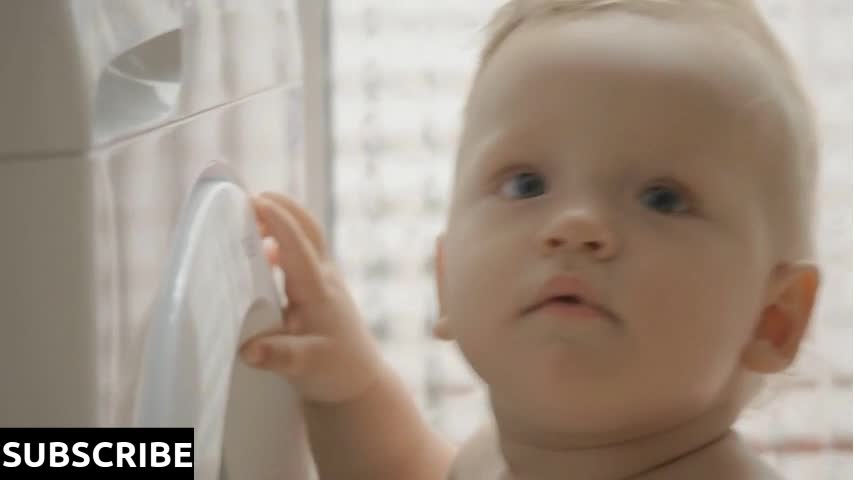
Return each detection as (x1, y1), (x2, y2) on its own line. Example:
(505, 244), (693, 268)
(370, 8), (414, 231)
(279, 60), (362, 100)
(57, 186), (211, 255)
(132, 163), (309, 479)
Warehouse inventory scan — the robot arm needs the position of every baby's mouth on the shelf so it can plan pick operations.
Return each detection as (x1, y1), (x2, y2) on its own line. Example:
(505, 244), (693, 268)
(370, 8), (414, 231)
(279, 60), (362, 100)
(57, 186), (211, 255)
(550, 295), (581, 304)
(522, 274), (619, 323)
(523, 296), (618, 323)
(524, 293), (585, 312)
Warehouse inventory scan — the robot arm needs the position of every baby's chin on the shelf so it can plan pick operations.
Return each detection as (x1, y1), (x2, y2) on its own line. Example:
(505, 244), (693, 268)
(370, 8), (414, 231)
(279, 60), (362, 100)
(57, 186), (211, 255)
(491, 397), (706, 450)
(489, 397), (672, 448)
(488, 368), (756, 449)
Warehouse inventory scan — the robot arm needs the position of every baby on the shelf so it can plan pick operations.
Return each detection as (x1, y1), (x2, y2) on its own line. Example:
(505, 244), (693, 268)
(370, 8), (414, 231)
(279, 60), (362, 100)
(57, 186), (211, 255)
(241, 0), (821, 478)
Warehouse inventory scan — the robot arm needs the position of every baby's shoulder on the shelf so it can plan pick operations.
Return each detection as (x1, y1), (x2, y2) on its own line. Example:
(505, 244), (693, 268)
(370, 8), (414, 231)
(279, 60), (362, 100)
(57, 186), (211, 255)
(447, 421), (511, 480)
(652, 433), (785, 480)
(665, 456), (784, 480)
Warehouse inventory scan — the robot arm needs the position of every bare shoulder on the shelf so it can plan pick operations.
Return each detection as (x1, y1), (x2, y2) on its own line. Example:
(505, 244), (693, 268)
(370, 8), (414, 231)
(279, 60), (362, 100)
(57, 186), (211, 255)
(447, 421), (511, 480)
(733, 451), (787, 480)
(650, 432), (787, 480)
(711, 434), (787, 480)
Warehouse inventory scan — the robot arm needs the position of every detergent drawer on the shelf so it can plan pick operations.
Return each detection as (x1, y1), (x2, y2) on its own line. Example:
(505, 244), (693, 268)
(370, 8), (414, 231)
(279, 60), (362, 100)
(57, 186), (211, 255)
(0, 0), (302, 156)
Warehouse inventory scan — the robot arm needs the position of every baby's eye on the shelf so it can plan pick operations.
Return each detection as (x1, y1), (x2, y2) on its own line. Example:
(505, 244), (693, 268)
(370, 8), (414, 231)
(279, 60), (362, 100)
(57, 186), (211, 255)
(639, 184), (691, 214)
(499, 172), (547, 199)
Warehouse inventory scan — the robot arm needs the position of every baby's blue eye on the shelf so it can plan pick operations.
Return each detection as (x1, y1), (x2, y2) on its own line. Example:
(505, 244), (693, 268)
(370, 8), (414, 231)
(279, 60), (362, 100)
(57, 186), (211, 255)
(500, 172), (547, 199)
(640, 185), (690, 214)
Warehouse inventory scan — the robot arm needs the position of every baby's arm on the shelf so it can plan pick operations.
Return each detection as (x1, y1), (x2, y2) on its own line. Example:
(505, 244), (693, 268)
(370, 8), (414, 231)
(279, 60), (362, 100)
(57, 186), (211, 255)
(301, 365), (455, 480)
(240, 192), (454, 480)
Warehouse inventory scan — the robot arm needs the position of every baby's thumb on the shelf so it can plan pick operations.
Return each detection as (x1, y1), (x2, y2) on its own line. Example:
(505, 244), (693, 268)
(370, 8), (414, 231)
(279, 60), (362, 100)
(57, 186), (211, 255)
(239, 334), (327, 378)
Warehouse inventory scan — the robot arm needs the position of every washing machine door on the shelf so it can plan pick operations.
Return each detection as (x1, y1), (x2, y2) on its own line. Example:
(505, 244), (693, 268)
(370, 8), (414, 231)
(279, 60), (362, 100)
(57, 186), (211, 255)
(132, 163), (312, 480)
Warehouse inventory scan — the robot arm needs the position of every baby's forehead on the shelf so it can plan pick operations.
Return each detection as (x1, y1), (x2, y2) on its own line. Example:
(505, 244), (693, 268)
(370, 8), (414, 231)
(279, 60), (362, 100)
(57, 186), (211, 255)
(459, 12), (798, 170)
(469, 12), (786, 119)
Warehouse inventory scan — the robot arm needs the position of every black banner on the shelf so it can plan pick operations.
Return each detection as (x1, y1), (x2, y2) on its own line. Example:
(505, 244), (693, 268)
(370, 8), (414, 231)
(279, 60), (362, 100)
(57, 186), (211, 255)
(0, 428), (193, 478)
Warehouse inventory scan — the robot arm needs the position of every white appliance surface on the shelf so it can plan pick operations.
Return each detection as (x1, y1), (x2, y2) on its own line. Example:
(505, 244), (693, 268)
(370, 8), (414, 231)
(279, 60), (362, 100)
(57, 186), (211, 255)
(0, 1), (314, 478)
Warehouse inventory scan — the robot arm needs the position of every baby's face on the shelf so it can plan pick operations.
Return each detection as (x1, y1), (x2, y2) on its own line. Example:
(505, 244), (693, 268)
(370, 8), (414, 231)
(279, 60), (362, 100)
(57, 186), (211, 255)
(437, 13), (793, 437)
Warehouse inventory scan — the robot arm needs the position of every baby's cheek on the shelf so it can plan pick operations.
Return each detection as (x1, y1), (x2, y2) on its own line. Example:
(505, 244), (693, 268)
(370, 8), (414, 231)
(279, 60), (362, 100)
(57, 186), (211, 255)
(624, 247), (758, 350)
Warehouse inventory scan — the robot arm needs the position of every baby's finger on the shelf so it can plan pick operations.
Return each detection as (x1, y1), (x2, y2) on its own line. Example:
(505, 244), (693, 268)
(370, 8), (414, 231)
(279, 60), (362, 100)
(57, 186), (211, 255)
(240, 334), (328, 379)
(239, 324), (286, 345)
(255, 217), (270, 238)
(259, 192), (328, 259)
(262, 238), (279, 266)
(238, 325), (286, 358)
(254, 197), (327, 305)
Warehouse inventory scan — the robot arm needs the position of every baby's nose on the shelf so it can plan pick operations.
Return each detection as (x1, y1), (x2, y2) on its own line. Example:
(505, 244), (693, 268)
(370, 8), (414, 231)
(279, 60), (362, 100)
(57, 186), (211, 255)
(538, 209), (619, 260)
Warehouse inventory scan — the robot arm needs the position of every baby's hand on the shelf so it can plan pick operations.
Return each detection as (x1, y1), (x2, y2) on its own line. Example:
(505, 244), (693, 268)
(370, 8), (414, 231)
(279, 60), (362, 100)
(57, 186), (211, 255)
(239, 192), (385, 405)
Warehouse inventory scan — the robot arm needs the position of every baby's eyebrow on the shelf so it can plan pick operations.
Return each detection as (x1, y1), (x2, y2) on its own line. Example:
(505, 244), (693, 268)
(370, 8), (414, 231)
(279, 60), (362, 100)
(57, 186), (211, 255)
(469, 129), (508, 161)
(469, 125), (542, 166)
(459, 129), (510, 174)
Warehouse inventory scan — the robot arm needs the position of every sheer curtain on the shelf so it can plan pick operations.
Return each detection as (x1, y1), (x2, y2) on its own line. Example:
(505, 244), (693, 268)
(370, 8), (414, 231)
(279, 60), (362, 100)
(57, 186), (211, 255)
(329, 1), (852, 477)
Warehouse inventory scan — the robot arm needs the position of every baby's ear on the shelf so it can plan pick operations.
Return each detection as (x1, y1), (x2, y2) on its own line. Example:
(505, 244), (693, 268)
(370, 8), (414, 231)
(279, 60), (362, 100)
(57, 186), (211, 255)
(432, 233), (455, 341)
(741, 262), (820, 374)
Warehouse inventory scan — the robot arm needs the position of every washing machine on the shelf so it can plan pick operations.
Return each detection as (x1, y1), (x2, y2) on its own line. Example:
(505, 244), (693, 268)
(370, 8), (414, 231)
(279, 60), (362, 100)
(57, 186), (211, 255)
(0, 1), (316, 478)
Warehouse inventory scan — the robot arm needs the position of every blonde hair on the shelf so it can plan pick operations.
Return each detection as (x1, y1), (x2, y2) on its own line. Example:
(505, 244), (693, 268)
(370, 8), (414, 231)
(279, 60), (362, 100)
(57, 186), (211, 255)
(465, 0), (819, 261)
